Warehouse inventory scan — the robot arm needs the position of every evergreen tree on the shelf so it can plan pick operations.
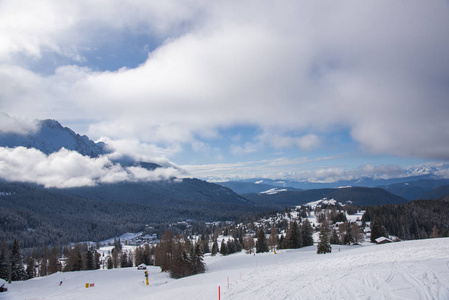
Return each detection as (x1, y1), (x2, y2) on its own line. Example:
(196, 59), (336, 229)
(191, 243), (205, 275)
(227, 239), (236, 254)
(301, 219), (314, 246)
(25, 256), (36, 279)
(211, 239), (218, 256)
(106, 256), (113, 269)
(343, 222), (354, 245)
(0, 242), (9, 281)
(285, 222), (302, 249)
(10, 239), (27, 281)
(330, 229), (341, 245)
(47, 247), (59, 275)
(120, 251), (129, 268)
(370, 218), (387, 243)
(86, 250), (95, 270)
(256, 229), (269, 253)
(202, 239), (210, 254)
(220, 239), (228, 256)
(40, 257), (47, 277)
(317, 221), (332, 254)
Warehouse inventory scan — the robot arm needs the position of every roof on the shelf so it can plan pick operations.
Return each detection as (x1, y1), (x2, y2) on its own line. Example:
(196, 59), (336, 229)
(375, 237), (393, 244)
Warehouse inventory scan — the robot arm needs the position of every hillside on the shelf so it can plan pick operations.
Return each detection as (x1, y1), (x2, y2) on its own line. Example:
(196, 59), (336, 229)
(218, 181), (299, 195)
(421, 185), (449, 200)
(243, 187), (406, 209)
(0, 181), (260, 249)
(3, 238), (449, 299)
(381, 179), (449, 200)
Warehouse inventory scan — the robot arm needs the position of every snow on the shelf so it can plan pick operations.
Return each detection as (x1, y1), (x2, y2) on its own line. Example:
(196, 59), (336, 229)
(304, 198), (337, 209)
(260, 188), (287, 195)
(3, 238), (449, 300)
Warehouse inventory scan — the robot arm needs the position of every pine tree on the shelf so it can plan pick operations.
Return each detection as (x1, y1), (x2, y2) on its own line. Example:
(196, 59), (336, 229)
(317, 221), (332, 254)
(370, 218), (387, 243)
(25, 256), (36, 279)
(285, 222), (302, 249)
(106, 256), (113, 269)
(48, 247), (59, 275)
(0, 241), (9, 281)
(256, 229), (269, 253)
(86, 250), (95, 270)
(220, 239), (228, 256)
(191, 243), (205, 275)
(211, 239), (218, 256)
(301, 219), (314, 246)
(10, 239), (28, 281)
(330, 229), (340, 245)
(343, 222), (354, 245)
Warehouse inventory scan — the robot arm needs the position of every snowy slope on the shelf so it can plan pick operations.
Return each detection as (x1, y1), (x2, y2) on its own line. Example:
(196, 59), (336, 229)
(2, 238), (449, 300)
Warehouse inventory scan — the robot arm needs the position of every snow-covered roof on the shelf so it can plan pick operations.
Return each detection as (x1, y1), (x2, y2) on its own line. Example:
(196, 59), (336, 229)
(375, 237), (392, 244)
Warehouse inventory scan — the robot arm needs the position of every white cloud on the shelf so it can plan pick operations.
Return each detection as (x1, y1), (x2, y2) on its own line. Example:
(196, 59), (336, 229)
(0, 113), (38, 134)
(0, 0), (448, 161)
(0, 146), (185, 188)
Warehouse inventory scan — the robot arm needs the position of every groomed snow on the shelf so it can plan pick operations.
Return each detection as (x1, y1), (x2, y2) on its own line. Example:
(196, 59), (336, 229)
(2, 238), (449, 300)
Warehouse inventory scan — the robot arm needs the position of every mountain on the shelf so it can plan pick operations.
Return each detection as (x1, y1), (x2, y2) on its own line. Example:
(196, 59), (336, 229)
(218, 181), (300, 195)
(0, 180), (261, 250)
(381, 179), (449, 200)
(421, 185), (449, 200)
(243, 187), (407, 209)
(0, 118), (107, 157)
(325, 187), (408, 206)
(226, 175), (439, 190)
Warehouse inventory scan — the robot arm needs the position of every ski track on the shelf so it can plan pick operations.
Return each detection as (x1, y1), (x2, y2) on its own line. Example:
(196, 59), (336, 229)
(2, 238), (449, 300)
(224, 240), (449, 300)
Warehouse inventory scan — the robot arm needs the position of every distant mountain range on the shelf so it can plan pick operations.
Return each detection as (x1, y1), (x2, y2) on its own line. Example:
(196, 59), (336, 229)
(242, 187), (408, 210)
(1, 116), (449, 249)
(219, 177), (449, 202)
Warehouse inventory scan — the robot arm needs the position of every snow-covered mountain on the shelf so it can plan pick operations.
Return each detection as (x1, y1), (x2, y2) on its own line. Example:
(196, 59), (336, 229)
(0, 118), (107, 157)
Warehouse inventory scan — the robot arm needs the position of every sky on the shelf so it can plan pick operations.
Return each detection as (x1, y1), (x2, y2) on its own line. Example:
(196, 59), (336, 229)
(1, 0), (449, 184)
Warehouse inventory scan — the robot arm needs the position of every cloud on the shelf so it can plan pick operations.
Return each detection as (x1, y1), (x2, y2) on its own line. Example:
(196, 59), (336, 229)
(0, 113), (38, 134)
(0, 0), (449, 161)
(0, 146), (185, 188)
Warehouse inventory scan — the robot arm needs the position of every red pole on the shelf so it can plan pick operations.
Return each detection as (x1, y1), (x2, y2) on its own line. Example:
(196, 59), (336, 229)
(227, 276), (229, 289)
(219, 286), (221, 300)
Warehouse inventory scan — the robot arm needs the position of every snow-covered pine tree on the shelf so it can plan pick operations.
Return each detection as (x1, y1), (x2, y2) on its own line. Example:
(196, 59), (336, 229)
(317, 221), (332, 254)
(10, 239), (28, 281)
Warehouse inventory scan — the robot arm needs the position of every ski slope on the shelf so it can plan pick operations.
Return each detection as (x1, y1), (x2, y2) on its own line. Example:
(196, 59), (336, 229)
(2, 238), (449, 300)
